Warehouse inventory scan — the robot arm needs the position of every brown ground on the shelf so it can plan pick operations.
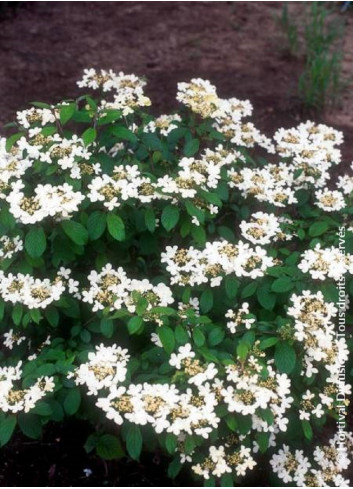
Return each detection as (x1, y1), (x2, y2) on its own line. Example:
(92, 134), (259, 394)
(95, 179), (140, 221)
(0, 1), (353, 162)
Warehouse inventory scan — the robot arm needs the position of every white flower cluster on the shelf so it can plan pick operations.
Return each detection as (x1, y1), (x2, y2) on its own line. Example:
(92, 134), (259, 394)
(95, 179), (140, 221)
(337, 164), (353, 194)
(73, 342), (294, 482)
(270, 433), (353, 487)
(0, 361), (54, 413)
(7, 181), (85, 224)
(177, 78), (220, 118)
(98, 381), (220, 439)
(192, 444), (256, 480)
(173, 145), (242, 192)
(298, 243), (353, 280)
(228, 163), (298, 207)
(0, 138), (32, 192)
(240, 212), (291, 245)
(274, 121), (343, 169)
(3, 329), (26, 350)
(17, 107), (56, 129)
(298, 389), (325, 421)
(86, 145), (242, 213)
(273, 122), (345, 193)
(287, 291), (350, 381)
(72, 344), (220, 439)
(161, 240), (274, 287)
(69, 344), (130, 396)
(143, 114), (182, 136)
(77, 68), (151, 115)
(0, 268), (78, 309)
(315, 188), (346, 212)
(17, 132), (93, 176)
(87, 164), (160, 210)
(82, 263), (173, 317)
(0, 235), (23, 260)
(177, 78), (273, 152)
(222, 355), (292, 433)
(225, 302), (255, 333)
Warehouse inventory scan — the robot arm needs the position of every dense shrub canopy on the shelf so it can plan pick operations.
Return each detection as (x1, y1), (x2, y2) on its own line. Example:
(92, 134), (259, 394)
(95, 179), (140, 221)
(0, 68), (352, 486)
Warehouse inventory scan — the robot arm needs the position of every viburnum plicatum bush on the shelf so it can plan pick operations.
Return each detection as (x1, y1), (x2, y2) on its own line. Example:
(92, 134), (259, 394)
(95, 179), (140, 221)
(0, 68), (352, 486)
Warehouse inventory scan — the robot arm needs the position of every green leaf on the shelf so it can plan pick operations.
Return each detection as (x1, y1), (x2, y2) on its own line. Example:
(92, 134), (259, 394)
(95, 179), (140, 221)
(18, 413), (42, 439)
(185, 201), (205, 224)
(198, 189), (222, 207)
(107, 214), (125, 241)
(161, 206), (180, 232)
(184, 138), (200, 157)
(309, 221), (329, 237)
(208, 327), (225, 346)
(0, 415), (16, 446)
(64, 389), (81, 415)
(159, 326), (175, 354)
(127, 316), (143, 334)
(236, 414), (252, 435)
(193, 328), (205, 347)
(165, 433), (177, 455)
(30, 101), (52, 109)
(30, 308), (41, 324)
(25, 227), (46, 258)
(241, 281), (258, 298)
(12, 304), (23, 326)
(110, 126), (137, 143)
(45, 307), (60, 327)
(6, 132), (25, 151)
(297, 228), (305, 240)
(260, 337), (279, 350)
(84, 433), (99, 453)
(191, 224), (206, 245)
(257, 285), (276, 310)
(218, 226), (235, 242)
(184, 436), (196, 454)
(97, 110), (122, 126)
(126, 425), (142, 460)
(274, 342), (296, 373)
(101, 318), (114, 338)
(220, 474), (234, 486)
(205, 477), (216, 487)
(225, 415), (238, 432)
(32, 402), (53, 416)
(59, 103), (75, 125)
(301, 419), (313, 440)
(200, 289), (213, 314)
(61, 221), (88, 246)
(168, 457), (182, 478)
(237, 341), (249, 360)
(175, 325), (189, 344)
(87, 211), (106, 240)
(96, 434), (125, 460)
(144, 208), (156, 233)
(255, 432), (270, 453)
(82, 127), (97, 146)
(225, 276), (240, 299)
(271, 277), (294, 293)
(258, 408), (274, 425)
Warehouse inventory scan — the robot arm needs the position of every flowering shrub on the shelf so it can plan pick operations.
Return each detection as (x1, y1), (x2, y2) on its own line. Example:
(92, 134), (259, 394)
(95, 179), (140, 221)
(0, 68), (352, 486)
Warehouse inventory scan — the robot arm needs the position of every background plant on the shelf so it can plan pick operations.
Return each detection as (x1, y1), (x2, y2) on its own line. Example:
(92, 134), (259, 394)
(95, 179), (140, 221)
(280, 1), (348, 111)
(0, 69), (352, 486)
